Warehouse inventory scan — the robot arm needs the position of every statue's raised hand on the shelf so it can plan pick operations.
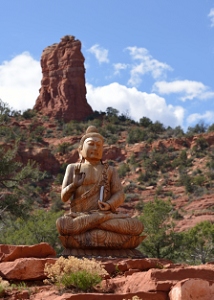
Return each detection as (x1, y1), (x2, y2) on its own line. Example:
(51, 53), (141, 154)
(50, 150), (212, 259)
(73, 164), (85, 188)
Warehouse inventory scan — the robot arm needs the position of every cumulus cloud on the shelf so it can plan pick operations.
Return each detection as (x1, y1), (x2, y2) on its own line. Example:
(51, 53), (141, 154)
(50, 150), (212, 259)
(0, 52), (41, 111)
(208, 8), (214, 27)
(153, 80), (214, 101)
(88, 44), (109, 64)
(126, 47), (172, 87)
(187, 111), (214, 126)
(86, 82), (184, 127)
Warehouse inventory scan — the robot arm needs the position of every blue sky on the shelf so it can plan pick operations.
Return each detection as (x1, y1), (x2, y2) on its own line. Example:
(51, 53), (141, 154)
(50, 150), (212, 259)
(0, 0), (214, 130)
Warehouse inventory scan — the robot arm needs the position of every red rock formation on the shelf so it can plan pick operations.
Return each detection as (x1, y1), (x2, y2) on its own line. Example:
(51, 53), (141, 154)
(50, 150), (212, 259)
(34, 35), (93, 122)
(0, 243), (56, 262)
(0, 245), (214, 299)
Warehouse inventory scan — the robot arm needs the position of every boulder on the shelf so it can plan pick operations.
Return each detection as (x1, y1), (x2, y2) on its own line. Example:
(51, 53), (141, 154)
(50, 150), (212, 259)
(0, 243), (56, 262)
(0, 257), (57, 280)
(169, 279), (214, 300)
(105, 264), (214, 294)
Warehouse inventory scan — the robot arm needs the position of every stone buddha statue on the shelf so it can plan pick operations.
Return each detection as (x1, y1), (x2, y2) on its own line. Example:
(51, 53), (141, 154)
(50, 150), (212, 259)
(56, 126), (145, 255)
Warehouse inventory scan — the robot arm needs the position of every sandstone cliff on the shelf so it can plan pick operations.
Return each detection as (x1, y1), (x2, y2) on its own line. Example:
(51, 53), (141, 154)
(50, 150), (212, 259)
(34, 35), (93, 122)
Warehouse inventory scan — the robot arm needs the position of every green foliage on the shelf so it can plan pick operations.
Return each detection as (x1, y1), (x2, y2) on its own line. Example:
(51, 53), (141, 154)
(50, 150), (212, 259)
(0, 284), (4, 297)
(0, 145), (43, 218)
(57, 142), (73, 154)
(127, 128), (147, 144)
(142, 149), (171, 176)
(63, 121), (85, 136)
(208, 123), (214, 132)
(171, 150), (192, 169)
(138, 170), (158, 186)
(149, 121), (165, 134)
(50, 191), (64, 212)
(22, 109), (37, 119)
(118, 163), (130, 178)
(167, 126), (184, 138)
(179, 172), (194, 193)
(106, 107), (119, 117)
(139, 117), (153, 128)
(0, 99), (21, 125)
(187, 121), (208, 136)
(192, 137), (209, 156)
(180, 221), (214, 264)
(191, 174), (206, 186)
(61, 270), (102, 291)
(0, 99), (10, 124)
(139, 198), (178, 259)
(0, 210), (62, 251)
(45, 256), (107, 291)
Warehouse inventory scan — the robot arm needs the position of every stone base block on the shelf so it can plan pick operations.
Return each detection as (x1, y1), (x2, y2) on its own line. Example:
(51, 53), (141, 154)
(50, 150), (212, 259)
(60, 248), (146, 259)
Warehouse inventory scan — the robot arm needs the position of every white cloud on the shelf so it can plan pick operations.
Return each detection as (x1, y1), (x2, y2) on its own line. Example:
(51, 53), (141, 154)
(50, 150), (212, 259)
(153, 80), (214, 101)
(0, 52), (41, 111)
(187, 111), (214, 126)
(86, 82), (184, 128)
(113, 63), (128, 75)
(208, 8), (214, 27)
(126, 47), (172, 87)
(88, 44), (109, 64)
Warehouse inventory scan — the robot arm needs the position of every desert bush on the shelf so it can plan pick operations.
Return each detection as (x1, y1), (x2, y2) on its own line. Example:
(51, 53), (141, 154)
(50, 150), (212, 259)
(118, 163), (130, 178)
(63, 121), (84, 136)
(125, 193), (139, 202)
(186, 122), (208, 136)
(44, 256), (107, 291)
(106, 134), (118, 145)
(0, 210), (62, 252)
(0, 277), (9, 297)
(192, 137), (209, 156)
(192, 175), (206, 186)
(22, 109), (37, 119)
(208, 123), (214, 132)
(139, 116), (153, 128)
(149, 121), (165, 134)
(127, 128), (147, 144)
(138, 170), (158, 185)
(172, 210), (183, 220)
(179, 173), (193, 193)
(180, 221), (214, 264)
(57, 142), (73, 154)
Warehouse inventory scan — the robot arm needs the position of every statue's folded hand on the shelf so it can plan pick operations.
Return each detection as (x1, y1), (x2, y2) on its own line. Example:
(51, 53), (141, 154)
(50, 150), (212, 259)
(98, 200), (111, 211)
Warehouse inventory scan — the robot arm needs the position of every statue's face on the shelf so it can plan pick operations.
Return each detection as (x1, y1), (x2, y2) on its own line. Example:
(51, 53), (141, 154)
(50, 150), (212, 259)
(81, 136), (103, 161)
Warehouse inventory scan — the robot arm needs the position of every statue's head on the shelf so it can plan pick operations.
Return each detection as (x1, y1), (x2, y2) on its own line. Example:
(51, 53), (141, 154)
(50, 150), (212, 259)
(78, 126), (104, 162)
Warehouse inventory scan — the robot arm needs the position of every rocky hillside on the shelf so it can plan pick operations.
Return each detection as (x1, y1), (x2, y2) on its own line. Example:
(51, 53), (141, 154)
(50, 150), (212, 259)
(1, 110), (214, 234)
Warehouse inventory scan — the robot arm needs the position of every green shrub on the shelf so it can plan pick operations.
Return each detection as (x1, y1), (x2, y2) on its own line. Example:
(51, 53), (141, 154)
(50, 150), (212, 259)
(192, 175), (206, 186)
(0, 210), (62, 252)
(57, 142), (73, 154)
(22, 109), (37, 119)
(127, 128), (147, 144)
(61, 270), (102, 291)
(45, 256), (107, 291)
(118, 163), (130, 178)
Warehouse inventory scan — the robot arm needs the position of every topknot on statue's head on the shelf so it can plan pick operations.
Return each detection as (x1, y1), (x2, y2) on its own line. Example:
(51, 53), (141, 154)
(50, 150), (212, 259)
(85, 125), (99, 135)
(78, 126), (104, 151)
